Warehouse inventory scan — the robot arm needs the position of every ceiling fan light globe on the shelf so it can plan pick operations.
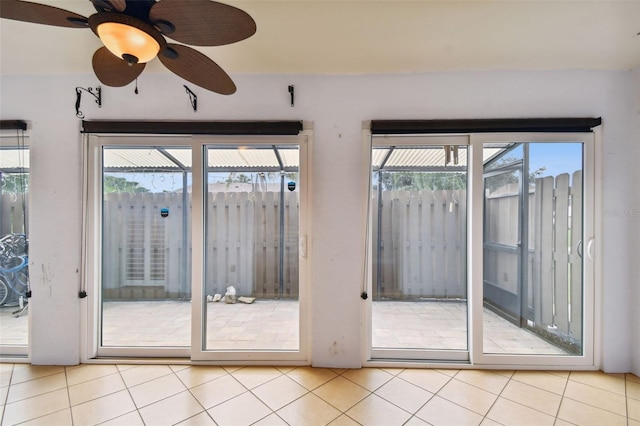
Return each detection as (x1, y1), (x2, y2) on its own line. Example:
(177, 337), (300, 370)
(97, 22), (160, 63)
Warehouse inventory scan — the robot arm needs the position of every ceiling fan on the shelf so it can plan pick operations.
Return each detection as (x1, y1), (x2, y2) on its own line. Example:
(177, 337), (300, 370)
(0, 0), (257, 94)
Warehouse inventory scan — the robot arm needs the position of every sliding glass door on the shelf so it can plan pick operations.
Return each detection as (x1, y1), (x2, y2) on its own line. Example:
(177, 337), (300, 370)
(88, 134), (309, 362)
(368, 132), (597, 367)
(192, 137), (309, 362)
(369, 136), (470, 361)
(480, 139), (591, 360)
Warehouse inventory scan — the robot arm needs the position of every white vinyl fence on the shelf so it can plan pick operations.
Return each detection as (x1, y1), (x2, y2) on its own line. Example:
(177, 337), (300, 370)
(102, 191), (299, 300)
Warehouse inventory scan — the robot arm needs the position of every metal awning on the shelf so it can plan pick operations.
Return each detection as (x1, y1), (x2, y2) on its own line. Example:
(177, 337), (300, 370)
(102, 146), (300, 173)
(0, 148), (29, 172)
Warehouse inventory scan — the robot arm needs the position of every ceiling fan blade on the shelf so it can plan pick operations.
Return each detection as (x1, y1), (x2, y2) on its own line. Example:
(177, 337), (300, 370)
(0, 0), (88, 27)
(159, 44), (236, 94)
(149, 0), (256, 46)
(92, 47), (145, 87)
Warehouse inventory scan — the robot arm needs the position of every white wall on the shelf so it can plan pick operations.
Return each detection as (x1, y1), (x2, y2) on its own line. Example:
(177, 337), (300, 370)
(0, 69), (635, 371)
(631, 66), (640, 377)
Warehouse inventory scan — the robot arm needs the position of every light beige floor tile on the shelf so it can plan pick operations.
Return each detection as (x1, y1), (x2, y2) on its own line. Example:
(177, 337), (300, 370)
(100, 410), (145, 426)
(71, 389), (136, 425)
(7, 372), (67, 403)
(628, 380), (640, 400)
(129, 372), (187, 408)
(65, 364), (118, 386)
(170, 364), (191, 372)
(0, 363), (14, 373)
(511, 371), (567, 395)
(286, 366), (338, 390)
(277, 392), (341, 426)
(20, 408), (72, 425)
(1, 368), (13, 388)
(346, 394), (412, 426)
(454, 370), (509, 394)
(557, 397), (627, 426)
(68, 372), (126, 406)
(342, 368), (394, 392)
(116, 364), (138, 372)
(3, 388), (69, 425)
(253, 413), (289, 426)
(500, 378), (561, 416)
(486, 397), (555, 426)
(398, 369), (452, 393)
(374, 376), (433, 413)
(563, 380), (626, 415)
(628, 374), (640, 384)
(628, 397), (640, 421)
(404, 416), (431, 426)
(328, 414), (361, 426)
(230, 366), (282, 389)
(568, 371), (626, 395)
(176, 366), (228, 388)
(438, 378), (498, 415)
(208, 391), (272, 426)
(253, 374), (308, 410)
(138, 390), (204, 426)
(547, 370), (570, 379)
(435, 368), (460, 377)
(190, 374), (247, 409)
(630, 420), (640, 426)
(381, 368), (404, 376)
(1, 384), (8, 404)
(175, 412), (217, 425)
(118, 364), (174, 387)
(9, 365), (64, 385)
(313, 375), (371, 412)
(552, 419), (576, 426)
(222, 365), (244, 373)
(479, 418), (503, 426)
(488, 370), (514, 379)
(415, 395), (483, 426)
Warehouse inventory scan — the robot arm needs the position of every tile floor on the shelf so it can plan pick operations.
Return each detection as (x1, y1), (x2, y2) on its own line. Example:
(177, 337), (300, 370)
(0, 363), (638, 426)
(0, 300), (568, 353)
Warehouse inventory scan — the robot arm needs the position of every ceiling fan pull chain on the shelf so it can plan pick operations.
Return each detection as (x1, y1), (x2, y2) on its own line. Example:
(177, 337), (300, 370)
(134, 78), (138, 94)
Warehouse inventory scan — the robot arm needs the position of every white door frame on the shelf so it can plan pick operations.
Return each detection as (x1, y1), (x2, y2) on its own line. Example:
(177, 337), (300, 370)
(83, 132), (312, 363)
(363, 129), (601, 369)
(190, 133), (312, 363)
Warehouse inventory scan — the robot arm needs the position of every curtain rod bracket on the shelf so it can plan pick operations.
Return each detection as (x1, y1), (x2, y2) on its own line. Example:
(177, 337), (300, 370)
(184, 85), (197, 112)
(75, 86), (101, 119)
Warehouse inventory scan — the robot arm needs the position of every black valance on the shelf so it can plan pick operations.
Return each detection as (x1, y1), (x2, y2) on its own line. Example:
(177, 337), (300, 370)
(82, 120), (303, 135)
(371, 118), (602, 135)
(0, 120), (27, 131)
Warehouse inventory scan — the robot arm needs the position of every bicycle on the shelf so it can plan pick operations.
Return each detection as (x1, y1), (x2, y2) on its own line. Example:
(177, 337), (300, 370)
(0, 233), (29, 317)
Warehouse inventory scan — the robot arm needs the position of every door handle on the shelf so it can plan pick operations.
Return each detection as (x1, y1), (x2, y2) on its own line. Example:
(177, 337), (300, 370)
(587, 238), (595, 261)
(577, 240), (583, 258)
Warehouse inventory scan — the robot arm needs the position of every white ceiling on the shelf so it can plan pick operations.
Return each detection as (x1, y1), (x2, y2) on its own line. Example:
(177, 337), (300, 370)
(0, 0), (639, 77)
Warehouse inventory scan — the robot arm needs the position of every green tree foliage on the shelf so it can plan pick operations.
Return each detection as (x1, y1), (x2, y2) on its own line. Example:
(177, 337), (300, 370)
(377, 172), (467, 191)
(103, 176), (149, 193)
(0, 173), (29, 194)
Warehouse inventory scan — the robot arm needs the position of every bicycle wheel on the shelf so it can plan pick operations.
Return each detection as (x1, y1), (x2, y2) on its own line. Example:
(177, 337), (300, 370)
(0, 275), (9, 306)
(13, 269), (29, 298)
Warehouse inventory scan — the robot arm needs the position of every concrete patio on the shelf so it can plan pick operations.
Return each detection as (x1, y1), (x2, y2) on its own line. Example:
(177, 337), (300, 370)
(0, 300), (570, 355)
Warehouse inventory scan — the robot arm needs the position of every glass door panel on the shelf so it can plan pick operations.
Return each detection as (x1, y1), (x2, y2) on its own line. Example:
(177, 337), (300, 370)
(203, 145), (301, 352)
(371, 141), (468, 360)
(482, 142), (585, 356)
(101, 146), (192, 348)
(0, 145), (29, 354)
